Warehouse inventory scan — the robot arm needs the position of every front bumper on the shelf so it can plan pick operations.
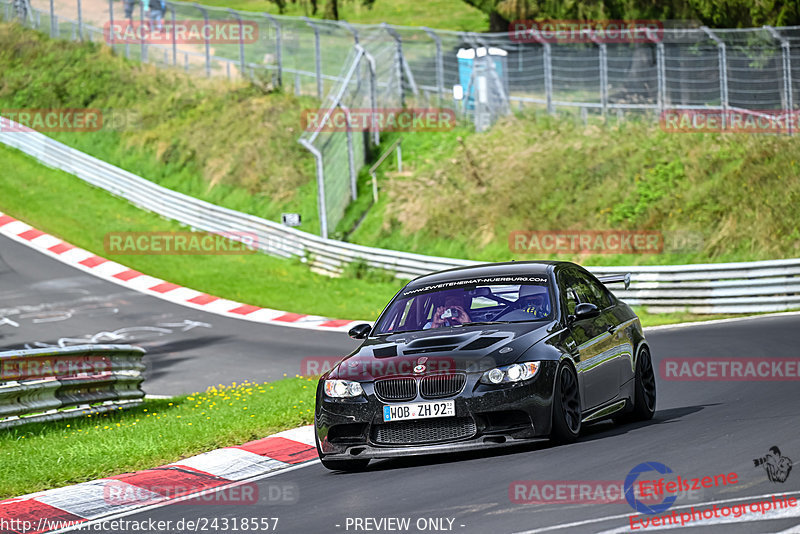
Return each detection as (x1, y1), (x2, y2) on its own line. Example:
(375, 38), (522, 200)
(315, 363), (557, 461)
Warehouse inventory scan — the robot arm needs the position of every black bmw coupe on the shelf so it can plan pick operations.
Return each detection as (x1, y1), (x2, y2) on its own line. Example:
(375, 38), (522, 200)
(314, 261), (656, 471)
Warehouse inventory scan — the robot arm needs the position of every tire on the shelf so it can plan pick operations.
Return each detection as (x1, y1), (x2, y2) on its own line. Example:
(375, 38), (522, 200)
(550, 363), (581, 443)
(320, 457), (370, 472)
(631, 347), (657, 421)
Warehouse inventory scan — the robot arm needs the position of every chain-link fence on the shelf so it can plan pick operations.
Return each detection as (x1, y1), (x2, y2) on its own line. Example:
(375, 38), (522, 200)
(3, 1), (800, 236)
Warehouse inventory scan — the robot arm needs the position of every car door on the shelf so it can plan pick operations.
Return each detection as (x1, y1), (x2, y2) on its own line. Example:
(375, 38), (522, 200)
(561, 267), (620, 409)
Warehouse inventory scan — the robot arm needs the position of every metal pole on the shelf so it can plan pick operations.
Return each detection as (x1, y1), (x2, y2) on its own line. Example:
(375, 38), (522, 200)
(383, 24), (405, 107)
(339, 19), (359, 44)
(423, 27), (444, 101)
(656, 42), (665, 113)
(264, 13), (282, 87)
(357, 44), (380, 145)
(396, 142), (402, 173)
(299, 139), (328, 239)
(107, 0), (114, 47)
(171, 5), (177, 66)
(339, 104), (358, 201)
(702, 27), (728, 129)
(49, 0), (55, 37)
(765, 25), (794, 134)
(76, 0), (82, 41)
(228, 9), (246, 79)
(303, 17), (323, 99)
(140, 0), (147, 62)
(195, 3), (210, 77)
(591, 37), (608, 117)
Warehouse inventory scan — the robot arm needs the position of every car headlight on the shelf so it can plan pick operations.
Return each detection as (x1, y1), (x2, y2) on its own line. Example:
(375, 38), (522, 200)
(480, 362), (540, 384)
(324, 379), (364, 398)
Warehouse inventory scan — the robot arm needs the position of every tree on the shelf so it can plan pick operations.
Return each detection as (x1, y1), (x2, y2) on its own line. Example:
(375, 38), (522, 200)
(268, 0), (376, 20)
(460, 0), (800, 30)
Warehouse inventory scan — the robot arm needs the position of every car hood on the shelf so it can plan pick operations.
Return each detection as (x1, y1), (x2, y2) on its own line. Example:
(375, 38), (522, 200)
(329, 321), (558, 381)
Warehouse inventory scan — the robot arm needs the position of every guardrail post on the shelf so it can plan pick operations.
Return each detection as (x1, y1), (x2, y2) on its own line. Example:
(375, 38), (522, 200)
(194, 3), (211, 77)
(765, 25), (794, 135)
(339, 103), (358, 200)
(423, 27), (445, 101)
(303, 17), (323, 99)
(299, 139), (328, 239)
(228, 9), (246, 79)
(702, 27), (728, 129)
(264, 13), (282, 87)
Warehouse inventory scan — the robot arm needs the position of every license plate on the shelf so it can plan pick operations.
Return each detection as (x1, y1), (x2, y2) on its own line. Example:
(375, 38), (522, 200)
(383, 400), (455, 422)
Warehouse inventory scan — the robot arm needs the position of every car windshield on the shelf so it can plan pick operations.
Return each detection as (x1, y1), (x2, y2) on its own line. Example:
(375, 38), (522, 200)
(374, 276), (552, 335)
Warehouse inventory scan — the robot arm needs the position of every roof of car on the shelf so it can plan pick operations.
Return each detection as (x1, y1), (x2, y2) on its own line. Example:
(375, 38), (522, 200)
(404, 261), (572, 290)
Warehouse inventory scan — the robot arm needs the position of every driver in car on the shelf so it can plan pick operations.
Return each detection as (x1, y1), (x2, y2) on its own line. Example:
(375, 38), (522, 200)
(517, 285), (550, 318)
(424, 294), (471, 329)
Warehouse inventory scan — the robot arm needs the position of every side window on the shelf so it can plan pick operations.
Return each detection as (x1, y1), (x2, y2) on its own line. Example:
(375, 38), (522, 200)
(558, 269), (579, 315)
(574, 270), (613, 309)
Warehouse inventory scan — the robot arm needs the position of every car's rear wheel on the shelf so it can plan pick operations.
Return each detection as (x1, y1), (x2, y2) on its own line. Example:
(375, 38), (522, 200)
(550, 363), (581, 443)
(631, 347), (656, 420)
(320, 457), (370, 472)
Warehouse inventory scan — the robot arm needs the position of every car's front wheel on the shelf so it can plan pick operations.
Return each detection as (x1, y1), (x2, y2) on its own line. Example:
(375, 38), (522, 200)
(320, 458), (370, 472)
(550, 363), (581, 443)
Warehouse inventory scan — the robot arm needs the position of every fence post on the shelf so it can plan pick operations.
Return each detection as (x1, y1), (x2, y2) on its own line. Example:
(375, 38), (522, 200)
(339, 104), (358, 201)
(264, 13), (282, 88)
(76, 0), (82, 40)
(529, 34), (554, 114)
(357, 44), (380, 145)
(170, 4), (176, 66)
(702, 27), (728, 129)
(106, 0), (114, 47)
(194, 3), (211, 77)
(765, 25), (794, 135)
(339, 19), (359, 44)
(591, 37), (608, 116)
(383, 24), (406, 107)
(299, 139), (328, 239)
(303, 17), (323, 99)
(423, 27), (445, 101)
(656, 41), (665, 114)
(228, 9), (246, 79)
(139, 0), (147, 62)
(49, 0), (56, 37)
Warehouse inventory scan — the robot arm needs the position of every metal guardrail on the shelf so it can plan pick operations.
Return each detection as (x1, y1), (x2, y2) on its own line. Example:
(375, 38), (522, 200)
(1, 119), (799, 315)
(0, 344), (146, 428)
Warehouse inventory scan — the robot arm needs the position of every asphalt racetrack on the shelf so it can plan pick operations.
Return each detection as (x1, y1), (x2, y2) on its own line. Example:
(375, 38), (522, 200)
(2, 233), (799, 533)
(0, 234), (359, 395)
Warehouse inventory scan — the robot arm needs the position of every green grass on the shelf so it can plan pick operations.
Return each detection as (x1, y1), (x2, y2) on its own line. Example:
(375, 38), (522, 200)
(196, 0), (489, 31)
(0, 378), (316, 499)
(347, 114), (800, 266)
(0, 143), (399, 320)
(0, 22), (324, 235)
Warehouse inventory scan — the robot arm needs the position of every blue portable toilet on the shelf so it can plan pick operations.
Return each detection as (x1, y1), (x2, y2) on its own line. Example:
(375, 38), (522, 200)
(456, 47), (508, 110)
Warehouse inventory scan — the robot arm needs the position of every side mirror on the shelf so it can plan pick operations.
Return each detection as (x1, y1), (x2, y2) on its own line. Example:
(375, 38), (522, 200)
(571, 302), (600, 322)
(348, 323), (372, 339)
